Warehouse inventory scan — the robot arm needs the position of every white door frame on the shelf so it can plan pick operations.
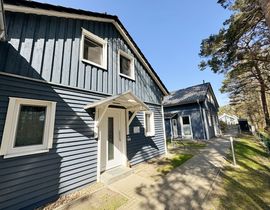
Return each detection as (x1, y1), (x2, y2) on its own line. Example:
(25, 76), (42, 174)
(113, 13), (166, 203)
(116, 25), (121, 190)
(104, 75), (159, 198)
(180, 115), (193, 139)
(96, 107), (127, 181)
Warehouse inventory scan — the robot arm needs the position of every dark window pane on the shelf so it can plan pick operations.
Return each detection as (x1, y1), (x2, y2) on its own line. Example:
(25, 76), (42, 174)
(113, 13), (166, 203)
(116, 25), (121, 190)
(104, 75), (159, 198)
(84, 37), (103, 65)
(182, 116), (190, 125)
(15, 105), (46, 147)
(108, 117), (114, 160)
(120, 55), (131, 77)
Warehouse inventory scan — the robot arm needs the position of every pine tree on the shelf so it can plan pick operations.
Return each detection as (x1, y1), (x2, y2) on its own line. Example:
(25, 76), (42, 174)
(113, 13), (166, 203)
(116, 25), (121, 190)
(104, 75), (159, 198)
(199, 0), (270, 130)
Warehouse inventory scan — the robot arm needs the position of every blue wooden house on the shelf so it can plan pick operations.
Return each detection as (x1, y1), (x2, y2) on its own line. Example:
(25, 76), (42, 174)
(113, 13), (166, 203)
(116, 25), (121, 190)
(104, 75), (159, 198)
(0, 0), (169, 209)
(163, 83), (219, 140)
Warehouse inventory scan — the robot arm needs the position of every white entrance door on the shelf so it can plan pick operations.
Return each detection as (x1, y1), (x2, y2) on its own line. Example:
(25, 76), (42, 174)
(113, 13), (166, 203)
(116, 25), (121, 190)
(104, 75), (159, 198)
(181, 116), (193, 139)
(172, 119), (178, 138)
(100, 108), (126, 171)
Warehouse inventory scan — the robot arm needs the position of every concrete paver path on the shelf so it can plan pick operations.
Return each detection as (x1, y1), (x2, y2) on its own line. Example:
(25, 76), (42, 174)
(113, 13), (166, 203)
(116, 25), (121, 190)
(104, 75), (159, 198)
(110, 137), (230, 210)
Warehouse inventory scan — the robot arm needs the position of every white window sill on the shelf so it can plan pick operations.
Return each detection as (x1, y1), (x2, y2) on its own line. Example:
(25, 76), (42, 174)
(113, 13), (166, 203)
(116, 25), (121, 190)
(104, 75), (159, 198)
(145, 133), (155, 137)
(81, 58), (107, 70)
(3, 149), (49, 159)
(119, 73), (135, 81)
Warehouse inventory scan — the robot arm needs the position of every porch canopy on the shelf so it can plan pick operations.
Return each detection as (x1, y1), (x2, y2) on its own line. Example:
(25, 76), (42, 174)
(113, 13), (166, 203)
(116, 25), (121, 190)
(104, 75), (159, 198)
(84, 91), (149, 135)
(164, 112), (178, 120)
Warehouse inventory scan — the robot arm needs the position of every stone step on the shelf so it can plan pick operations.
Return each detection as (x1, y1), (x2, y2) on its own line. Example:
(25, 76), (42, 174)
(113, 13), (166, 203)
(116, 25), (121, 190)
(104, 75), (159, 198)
(100, 166), (134, 185)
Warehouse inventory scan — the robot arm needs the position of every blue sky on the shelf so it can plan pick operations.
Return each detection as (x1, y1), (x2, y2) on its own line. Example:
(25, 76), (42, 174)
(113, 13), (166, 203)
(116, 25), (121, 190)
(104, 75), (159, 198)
(37, 0), (231, 105)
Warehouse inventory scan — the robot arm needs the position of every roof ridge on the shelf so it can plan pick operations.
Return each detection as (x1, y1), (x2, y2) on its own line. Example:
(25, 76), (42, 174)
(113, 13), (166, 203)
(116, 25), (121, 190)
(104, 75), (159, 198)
(170, 82), (210, 93)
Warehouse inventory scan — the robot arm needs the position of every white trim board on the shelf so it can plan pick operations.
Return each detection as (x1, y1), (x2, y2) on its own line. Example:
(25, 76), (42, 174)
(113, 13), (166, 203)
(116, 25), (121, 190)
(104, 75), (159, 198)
(4, 4), (169, 96)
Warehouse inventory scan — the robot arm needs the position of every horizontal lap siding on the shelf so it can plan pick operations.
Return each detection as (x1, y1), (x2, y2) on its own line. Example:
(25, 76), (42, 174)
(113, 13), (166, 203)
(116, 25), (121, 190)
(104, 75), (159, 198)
(0, 75), (103, 210)
(0, 11), (163, 105)
(127, 104), (165, 166)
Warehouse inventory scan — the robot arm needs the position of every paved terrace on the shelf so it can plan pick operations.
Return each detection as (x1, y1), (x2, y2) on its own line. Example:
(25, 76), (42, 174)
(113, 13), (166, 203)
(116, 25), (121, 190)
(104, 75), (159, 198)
(110, 137), (230, 210)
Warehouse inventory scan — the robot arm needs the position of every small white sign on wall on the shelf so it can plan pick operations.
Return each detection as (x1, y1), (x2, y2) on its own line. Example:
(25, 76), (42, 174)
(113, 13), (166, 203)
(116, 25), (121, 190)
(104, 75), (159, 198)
(133, 126), (140, 134)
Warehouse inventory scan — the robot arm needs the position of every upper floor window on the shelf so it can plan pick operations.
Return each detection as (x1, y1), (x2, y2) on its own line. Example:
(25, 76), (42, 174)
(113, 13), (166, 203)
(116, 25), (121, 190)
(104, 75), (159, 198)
(81, 28), (107, 69)
(118, 50), (135, 80)
(0, 98), (56, 158)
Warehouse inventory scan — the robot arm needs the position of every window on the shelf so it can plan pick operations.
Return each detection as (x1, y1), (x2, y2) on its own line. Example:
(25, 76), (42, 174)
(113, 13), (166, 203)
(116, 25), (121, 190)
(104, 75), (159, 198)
(182, 116), (190, 125)
(118, 50), (135, 80)
(81, 28), (107, 69)
(144, 111), (155, 136)
(0, 98), (56, 158)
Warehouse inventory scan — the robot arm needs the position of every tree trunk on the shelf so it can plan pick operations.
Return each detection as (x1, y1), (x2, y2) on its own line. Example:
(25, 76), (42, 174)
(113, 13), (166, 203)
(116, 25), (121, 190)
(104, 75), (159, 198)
(259, 0), (270, 29)
(254, 65), (270, 130)
(260, 84), (270, 130)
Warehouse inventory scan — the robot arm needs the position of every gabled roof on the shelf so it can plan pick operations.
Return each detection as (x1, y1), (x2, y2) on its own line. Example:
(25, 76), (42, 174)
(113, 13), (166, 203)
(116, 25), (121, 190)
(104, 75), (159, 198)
(219, 113), (238, 120)
(3, 0), (169, 96)
(163, 82), (219, 107)
(84, 90), (149, 112)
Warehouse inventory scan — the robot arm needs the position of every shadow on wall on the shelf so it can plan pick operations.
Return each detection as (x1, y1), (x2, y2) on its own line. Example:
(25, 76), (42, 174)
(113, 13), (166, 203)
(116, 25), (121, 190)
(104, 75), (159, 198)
(0, 42), (96, 209)
(127, 115), (160, 165)
(191, 111), (205, 140)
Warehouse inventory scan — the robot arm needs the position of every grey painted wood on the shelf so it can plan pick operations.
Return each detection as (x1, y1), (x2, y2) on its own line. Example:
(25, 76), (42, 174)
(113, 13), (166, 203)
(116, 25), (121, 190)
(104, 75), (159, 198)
(0, 74), (166, 209)
(69, 19), (81, 87)
(127, 104), (166, 166)
(51, 17), (65, 83)
(31, 15), (47, 78)
(41, 16), (57, 81)
(61, 18), (73, 85)
(0, 74), (101, 210)
(0, 9), (167, 209)
(164, 102), (218, 140)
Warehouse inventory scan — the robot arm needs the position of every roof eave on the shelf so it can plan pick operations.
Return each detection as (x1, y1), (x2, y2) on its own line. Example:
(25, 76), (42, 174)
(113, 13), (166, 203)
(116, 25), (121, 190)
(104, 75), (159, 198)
(206, 84), (219, 108)
(163, 100), (204, 108)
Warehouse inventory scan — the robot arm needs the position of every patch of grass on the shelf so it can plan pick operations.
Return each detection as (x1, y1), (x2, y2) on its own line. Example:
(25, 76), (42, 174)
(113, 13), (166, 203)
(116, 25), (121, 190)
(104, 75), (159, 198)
(180, 141), (207, 148)
(157, 154), (193, 175)
(169, 140), (207, 149)
(216, 135), (270, 210)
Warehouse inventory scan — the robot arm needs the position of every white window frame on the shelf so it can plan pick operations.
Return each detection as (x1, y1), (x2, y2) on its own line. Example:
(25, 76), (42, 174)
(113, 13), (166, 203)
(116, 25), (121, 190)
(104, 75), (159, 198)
(144, 111), (155, 137)
(0, 97), (56, 158)
(80, 28), (107, 69)
(118, 50), (135, 80)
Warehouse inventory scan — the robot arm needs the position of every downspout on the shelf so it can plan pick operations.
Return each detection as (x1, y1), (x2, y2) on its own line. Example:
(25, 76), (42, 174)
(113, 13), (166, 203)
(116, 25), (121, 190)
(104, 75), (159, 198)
(0, 0), (6, 41)
(161, 104), (168, 155)
(197, 99), (206, 140)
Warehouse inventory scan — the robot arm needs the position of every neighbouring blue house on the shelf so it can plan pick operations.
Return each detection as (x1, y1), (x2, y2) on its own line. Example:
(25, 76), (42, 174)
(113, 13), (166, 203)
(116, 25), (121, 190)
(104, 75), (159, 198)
(163, 82), (220, 140)
(0, 0), (169, 209)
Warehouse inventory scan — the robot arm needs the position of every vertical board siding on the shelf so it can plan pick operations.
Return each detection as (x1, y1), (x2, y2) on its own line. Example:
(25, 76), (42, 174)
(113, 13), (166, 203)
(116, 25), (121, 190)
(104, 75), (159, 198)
(0, 11), (163, 105)
(0, 75), (103, 210)
(127, 104), (166, 165)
